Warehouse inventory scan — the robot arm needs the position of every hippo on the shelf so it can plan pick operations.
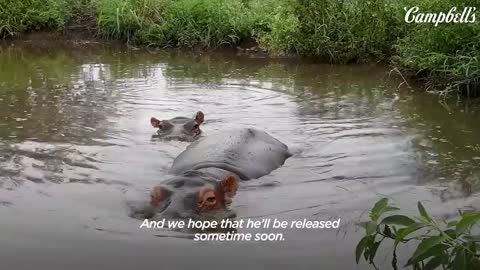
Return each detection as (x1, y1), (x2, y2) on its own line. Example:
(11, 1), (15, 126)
(146, 128), (291, 221)
(150, 111), (204, 141)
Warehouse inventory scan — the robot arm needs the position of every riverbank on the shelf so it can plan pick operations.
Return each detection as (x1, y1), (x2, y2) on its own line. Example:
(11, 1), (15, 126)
(1, 0), (479, 97)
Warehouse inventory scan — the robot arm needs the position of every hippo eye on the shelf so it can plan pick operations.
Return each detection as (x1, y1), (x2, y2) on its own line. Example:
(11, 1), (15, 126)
(193, 124), (199, 130)
(198, 188), (217, 209)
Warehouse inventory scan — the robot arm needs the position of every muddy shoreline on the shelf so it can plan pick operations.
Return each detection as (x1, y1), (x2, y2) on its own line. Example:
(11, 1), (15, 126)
(1, 30), (348, 63)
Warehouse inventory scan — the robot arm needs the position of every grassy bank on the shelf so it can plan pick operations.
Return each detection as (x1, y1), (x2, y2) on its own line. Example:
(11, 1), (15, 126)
(0, 0), (479, 96)
(0, 0), (71, 36)
(0, 0), (95, 37)
(394, 0), (480, 96)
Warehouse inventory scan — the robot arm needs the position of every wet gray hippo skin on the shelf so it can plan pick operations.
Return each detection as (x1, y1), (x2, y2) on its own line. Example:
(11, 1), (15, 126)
(149, 128), (291, 220)
(150, 111), (204, 141)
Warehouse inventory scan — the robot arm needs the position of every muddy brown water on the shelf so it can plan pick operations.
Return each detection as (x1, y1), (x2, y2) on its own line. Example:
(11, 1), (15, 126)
(0, 43), (479, 270)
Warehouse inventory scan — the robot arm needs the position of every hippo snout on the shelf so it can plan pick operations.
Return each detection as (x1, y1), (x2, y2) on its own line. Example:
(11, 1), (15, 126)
(150, 111), (204, 142)
(148, 174), (238, 221)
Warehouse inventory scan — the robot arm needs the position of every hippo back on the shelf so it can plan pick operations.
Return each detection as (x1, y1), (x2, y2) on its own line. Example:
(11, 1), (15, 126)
(169, 128), (290, 180)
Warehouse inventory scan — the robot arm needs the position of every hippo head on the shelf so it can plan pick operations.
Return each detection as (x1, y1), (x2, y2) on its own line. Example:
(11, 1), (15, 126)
(150, 111), (204, 142)
(149, 173), (238, 221)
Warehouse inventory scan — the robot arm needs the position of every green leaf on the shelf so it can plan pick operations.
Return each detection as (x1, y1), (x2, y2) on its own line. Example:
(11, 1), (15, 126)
(418, 201), (432, 222)
(447, 220), (458, 228)
(356, 235), (373, 264)
(444, 229), (457, 239)
(366, 221), (377, 235)
(456, 212), (480, 235)
(362, 236), (376, 262)
(381, 215), (416, 227)
(423, 256), (444, 270)
(368, 241), (381, 263)
(452, 248), (467, 270)
(408, 235), (448, 264)
(405, 244), (448, 266)
(395, 223), (426, 245)
(384, 206), (400, 212)
(370, 198), (388, 221)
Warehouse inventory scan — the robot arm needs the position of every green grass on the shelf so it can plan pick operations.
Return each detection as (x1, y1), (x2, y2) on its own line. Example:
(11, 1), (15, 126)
(94, 0), (406, 63)
(0, 0), (75, 37)
(97, 0), (255, 48)
(285, 0), (407, 62)
(393, 0), (480, 96)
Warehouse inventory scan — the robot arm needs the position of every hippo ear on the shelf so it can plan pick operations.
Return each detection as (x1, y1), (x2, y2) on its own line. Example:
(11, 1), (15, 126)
(217, 175), (238, 200)
(150, 117), (162, 128)
(150, 186), (164, 207)
(195, 111), (204, 125)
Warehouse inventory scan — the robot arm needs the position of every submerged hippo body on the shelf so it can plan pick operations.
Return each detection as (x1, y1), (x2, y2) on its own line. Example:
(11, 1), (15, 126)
(150, 111), (204, 141)
(169, 128), (290, 180)
(148, 128), (291, 220)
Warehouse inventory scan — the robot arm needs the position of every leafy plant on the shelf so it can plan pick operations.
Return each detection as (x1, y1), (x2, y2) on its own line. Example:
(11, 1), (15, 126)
(0, 0), (73, 37)
(356, 198), (480, 270)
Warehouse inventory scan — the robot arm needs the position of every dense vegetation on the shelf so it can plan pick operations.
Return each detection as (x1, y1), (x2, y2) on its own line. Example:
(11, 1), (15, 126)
(357, 198), (480, 270)
(0, 0), (72, 35)
(0, 0), (479, 95)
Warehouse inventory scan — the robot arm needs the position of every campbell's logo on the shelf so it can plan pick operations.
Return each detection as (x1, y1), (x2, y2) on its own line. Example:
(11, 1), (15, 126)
(404, 6), (476, 26)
